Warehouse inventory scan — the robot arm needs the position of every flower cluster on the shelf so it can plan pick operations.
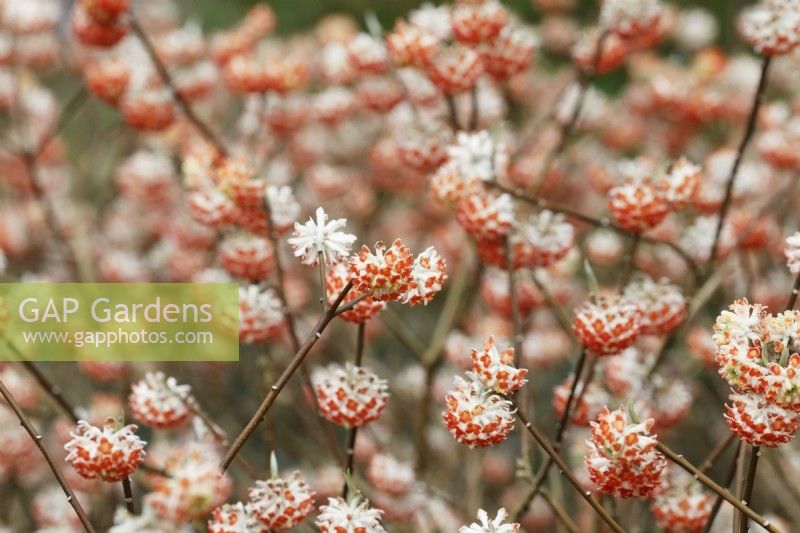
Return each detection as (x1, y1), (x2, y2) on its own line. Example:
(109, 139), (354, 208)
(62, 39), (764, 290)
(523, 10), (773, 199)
(585, 407), (666, 498)
(313, 364), (390, 428)
(128, 372), (193, 429)
(460, 508), (519, 533)
(64, 420), (146, 482)
(315, 497), (386, 533)
(573, 294), (643, 356)
(470, 336), (528, 394)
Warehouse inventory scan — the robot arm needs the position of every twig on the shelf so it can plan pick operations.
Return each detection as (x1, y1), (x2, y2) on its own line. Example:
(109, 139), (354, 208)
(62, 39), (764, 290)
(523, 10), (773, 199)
(703, 441), (743, 533)
(514, 404), (624, 533)
(0, 378), (96, 533)
(737, 445), (761, 532)
(540, 489), (579, 533)
(121, 476), (135, 514)
(128, 14), (228, 156)
(487, 181), (702, 283)
(655, 441), (778, 532)
(709, 56), (771, 264)
(220, 282), (353, 472)
(530, 270), (574, 339)
(342, 322), (366, 499)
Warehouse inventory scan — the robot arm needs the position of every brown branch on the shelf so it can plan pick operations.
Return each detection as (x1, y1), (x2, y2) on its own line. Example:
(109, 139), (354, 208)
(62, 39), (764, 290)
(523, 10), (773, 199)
(128, 14), (228, 157)
(703, 441), (743, 533)
(342, 322), (366, 499)
(514, 404), (624, 533)
(487, 181), (702, 283)
(709, 56), (771, 264)
(656, 441), (778, 532)
(121, 476), (135, 514)
(0, 378), (96, 533)
(220, 282), (353, 472)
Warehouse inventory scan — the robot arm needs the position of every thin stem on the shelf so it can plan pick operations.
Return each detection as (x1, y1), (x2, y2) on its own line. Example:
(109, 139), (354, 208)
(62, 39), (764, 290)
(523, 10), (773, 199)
(737, 445), (761, 532)
(0, 379), (96, 533)
(487, 181), (702, 283)
(342, 323), (367, 499)
(469, 85), (479, 131)
(540, 489), (579, 533)
(786, 273), (800, 310)
(512, 348), (588, 522)
(530, 270), (574, 339)
(505, 238), (523, 367)
(220, 282), (353, 472)
(655, 441), (778, 532)
(619, 233), (640, 288)
(703, 441), (743, 533)
(514, 404), (624, 533)
(128, 14), (228, 157)
(121, 476), (135, 514)
(698, 433), (736, 475)
(709, 56), (771, 264)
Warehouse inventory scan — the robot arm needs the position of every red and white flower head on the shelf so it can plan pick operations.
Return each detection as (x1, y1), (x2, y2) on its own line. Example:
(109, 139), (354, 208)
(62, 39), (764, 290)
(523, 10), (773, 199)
(451, 1), (508, 44)
(470, 336), (528, 394)
(239, 285), (285, 344)
(725, 392), (799, 447)
(314, 364), (390, 428)
(608, 178), (670, 232)
(347, 33), (390, 74)
(481, 27), (538, 80)
(513, 210), (575, 268)
(265, 185), (300, 233)
(740, 0), (800, 56)
(585, 407), (666, 498)
(447, 131), (509, 184)
(427, 45), (484, 94)
(442, 374), (515, 448)
(288, 207), (356, 266)
(188, 188), (236, 228)
(460, 508), (519, 533)
(146, 441), (231, 523)
(600, 0), (664, 39)
(326, 263), (386, 323)
(120, 90), (176, 132)
(85, 59), (130, 105)
(129, 372), (192, 429)
(659, 157), (701, 209)
(367, 453), (416, 497)
(386, 21), (439, 68)
(64, 420), (146, 482)
(315, 497), (386, 533)
(403, 246), (448, 306)
(785, 231), (800, 274)
(573, 294), (643, 356)
(650, 469), (714, 532)
(622, 275), (686, 335)
(247, 471), (316, 530)
(349, 239), (415, 302)
(456, 190), (515, 240)
(219, 234), (274, 281)
(208, 502), (260, 533)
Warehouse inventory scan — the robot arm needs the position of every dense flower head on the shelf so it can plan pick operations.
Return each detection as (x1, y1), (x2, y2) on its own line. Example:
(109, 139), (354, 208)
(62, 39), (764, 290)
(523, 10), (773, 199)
(650, 469), (714, 532)
(315, 496), (386, 533)
(513, 210), (575, 268)
(470, 336), (528, 394)
(608, 178), (670, 232)
(426, 45), (484, 94)
(447, 131), (509, 184)
(64, 420), (146, 482)
(481, 27), (538, 80)
(128, 372), (193, 429)
(739, 0), (800, 56)
(239, 285), (285, 344)
(785, 231), (800, 274)
(313, 363), (390, 428)
(659, 157), (701, 208)
(288, 207), (356, 266)
(208, 502), (261, 533)
(219, 234), (275, 281)
(585, 407), (666, 498)
(442, 374), (515, 448)
(402, 246), (448, 305)
(622, 275), (686, 335)
(725, 392), (799, 446)
(456, 190), (515, 240)
(367, 453), (416, 497)
(713, 299), (800, 409)
(326, 262), (386, 322)
(459, 508), (520, 533)
(348, 239), (415, 302)
(146, 441), (231, 523)
(451, 1), (509, 44)
(386, 21), (440, 68)
(573, 294), (643, 356)
(247, 471), (316, 530)
(600, 0), (664, 39)
(265, 185), (300, 233)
